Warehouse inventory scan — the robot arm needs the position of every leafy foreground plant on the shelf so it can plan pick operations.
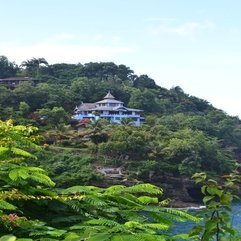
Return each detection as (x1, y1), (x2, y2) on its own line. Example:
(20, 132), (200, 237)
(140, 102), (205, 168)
(0, 120), (199, 240)
(190, 172), (241, 241)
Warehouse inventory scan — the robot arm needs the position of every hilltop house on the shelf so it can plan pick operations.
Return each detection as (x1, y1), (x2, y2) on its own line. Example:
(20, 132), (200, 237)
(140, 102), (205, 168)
(73, 91), (143, 126)
(0, 77), (37, 87)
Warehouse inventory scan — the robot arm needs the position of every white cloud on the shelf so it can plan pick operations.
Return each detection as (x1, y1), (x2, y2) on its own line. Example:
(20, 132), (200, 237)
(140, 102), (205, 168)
(150, 21), (215, 36)
(0, 32), (134, 64)
(0, 42), (135, 64)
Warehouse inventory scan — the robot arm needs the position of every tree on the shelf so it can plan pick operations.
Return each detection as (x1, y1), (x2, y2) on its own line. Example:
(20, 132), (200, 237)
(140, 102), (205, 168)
(13, 82), (51, 111)
(133, 74), (157, 89)
(117, 64), (134, 82)
(0, 86), (13, 112)
(98, 125), (151, 160)
(0, 56), (18, 78)
(18, 101), (30, 117)
(161, 129), (236, 176)
(128, 89), (160, 112)
(190, 172), (241, 240)
(21, 57), (48, 77)
(37, 106), (70, 128)
(44, 63), (83, 82)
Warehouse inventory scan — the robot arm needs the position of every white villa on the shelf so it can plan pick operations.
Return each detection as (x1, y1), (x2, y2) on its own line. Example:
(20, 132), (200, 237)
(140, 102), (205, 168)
(73, 91), (143, 126)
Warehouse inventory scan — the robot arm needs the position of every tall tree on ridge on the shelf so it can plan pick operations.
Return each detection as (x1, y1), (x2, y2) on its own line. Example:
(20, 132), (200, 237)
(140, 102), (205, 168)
(0, 56), (18, 78)
(21, 57), (48, 77)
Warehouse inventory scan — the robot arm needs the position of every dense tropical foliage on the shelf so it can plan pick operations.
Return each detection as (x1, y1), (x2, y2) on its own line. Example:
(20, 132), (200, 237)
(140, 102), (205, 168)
(0, 120), (202, 240)
(1, 55), (241, 240)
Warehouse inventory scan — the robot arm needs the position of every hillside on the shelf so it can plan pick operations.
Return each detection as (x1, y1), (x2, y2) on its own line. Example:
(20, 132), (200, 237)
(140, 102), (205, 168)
(1, 56), (241, 202)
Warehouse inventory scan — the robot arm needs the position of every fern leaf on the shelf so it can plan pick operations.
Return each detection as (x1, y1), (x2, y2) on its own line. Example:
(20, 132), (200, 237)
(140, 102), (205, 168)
(138, 196), (158, 204)
(118, 210), (147, 223)
(160, 208), (201, 223)
(62, 186), (101, 194)
(143, 223), (169, 230)
(112, 233), (164, 241)
(10, 147), (36, 159)
(65, 200), (83, 212)
(111, 195), (142, 207)
(112, 234), (141, 241)
(0, 199), (16, 210)
(63, 232), (80, 241)
(28, 166), (46, 173)
(29, 172), (55, 187)
(133, 233), (166, 241)
(83, 195), (108, 207)
(125, 184), (162, 195)
(149, 212), (173, 226)
(104, 185), (126, 194)
(142, 205), (163, 213)
(87, 218), (120, 227)
(45, 229), (67, 237)
(88, 233), (111, 241)
(172, 233), (190, 240)
(101, 207), (119, 213)
(0, 147), (9, 155)
(124, 221), (141, 228)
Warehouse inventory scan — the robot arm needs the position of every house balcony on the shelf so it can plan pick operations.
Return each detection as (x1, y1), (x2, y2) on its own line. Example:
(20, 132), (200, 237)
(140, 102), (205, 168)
(100, 113), (140, 118)
(72, 113), (95, 120)
(72, 113), (142, 126)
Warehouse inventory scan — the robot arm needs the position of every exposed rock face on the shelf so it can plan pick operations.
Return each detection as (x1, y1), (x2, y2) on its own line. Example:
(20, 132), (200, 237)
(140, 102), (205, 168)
(95, 167), (202, 205)
(150, 175), (196, 202)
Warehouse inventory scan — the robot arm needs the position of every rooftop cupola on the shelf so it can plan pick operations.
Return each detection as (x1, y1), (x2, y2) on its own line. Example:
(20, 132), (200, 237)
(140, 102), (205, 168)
(104, 91), (115, 99)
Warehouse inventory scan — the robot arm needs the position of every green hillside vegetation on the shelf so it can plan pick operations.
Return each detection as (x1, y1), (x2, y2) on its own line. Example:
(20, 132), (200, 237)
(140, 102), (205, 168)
(0, 120), (202, 240)
(1, 55), (241, 199)
(1, 120), (241, 240)
(2, 56), (241, 240)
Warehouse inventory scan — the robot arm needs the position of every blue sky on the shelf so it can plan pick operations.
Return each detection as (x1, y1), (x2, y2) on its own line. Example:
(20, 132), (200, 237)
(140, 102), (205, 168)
(1, 0), (241, 117)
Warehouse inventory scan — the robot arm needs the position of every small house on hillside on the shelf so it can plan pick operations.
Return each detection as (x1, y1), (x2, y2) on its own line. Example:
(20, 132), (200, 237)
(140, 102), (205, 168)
(73, 91), (143, 126)
(0, 77), (36, 87)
